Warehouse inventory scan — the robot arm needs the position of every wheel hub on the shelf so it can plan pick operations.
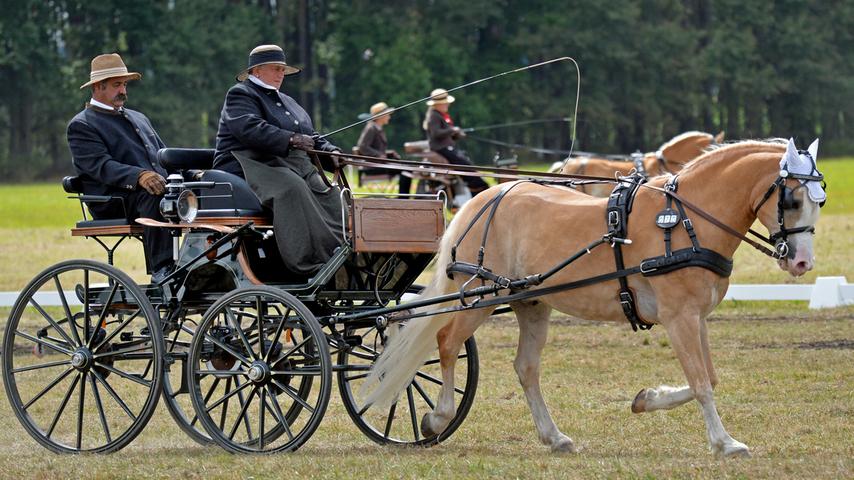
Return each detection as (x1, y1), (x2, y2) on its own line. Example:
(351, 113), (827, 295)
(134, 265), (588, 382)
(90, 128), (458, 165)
(70, 348), (93, 371)
(247, 361), (270, 384)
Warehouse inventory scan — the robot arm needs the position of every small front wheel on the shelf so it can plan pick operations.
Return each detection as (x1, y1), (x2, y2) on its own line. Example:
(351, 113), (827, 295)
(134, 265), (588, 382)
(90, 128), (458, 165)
(187, 286), (331, 453)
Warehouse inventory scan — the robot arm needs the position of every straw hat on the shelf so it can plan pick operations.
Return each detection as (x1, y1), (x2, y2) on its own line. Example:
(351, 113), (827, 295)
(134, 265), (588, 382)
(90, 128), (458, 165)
(369, 101), (393, 116)
(425, 88), (455, 106)
(237, 45), (300, 81)
(79, 53), (141, 89)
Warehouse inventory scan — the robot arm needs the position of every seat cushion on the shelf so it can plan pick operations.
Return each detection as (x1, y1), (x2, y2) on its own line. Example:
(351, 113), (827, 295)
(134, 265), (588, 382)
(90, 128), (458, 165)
(158, 148), (215, 171)
(196, 169), (265, 216)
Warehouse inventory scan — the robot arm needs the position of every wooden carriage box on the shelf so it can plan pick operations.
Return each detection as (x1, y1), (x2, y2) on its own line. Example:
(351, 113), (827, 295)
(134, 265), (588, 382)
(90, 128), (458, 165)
(351, 198), (445, 253)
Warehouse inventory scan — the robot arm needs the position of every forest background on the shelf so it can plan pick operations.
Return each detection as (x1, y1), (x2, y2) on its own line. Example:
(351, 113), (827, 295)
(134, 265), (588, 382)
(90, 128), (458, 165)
(1, 0), (852, 181)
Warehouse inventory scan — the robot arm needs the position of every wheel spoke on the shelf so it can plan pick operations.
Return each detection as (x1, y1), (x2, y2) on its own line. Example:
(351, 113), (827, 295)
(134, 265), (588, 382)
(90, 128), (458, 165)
(11, 358), (70, 374)
(271, 379), (315, 413)
(201, 331), (252, 367)
(89, 281), (119, 348)
(412, 379), (436, 410)
(235, 378), (254, 440)
(15, 330), (73, 356)
(206, 377), (251, 413)
(383, 402), (397, 439)
(264, 308), (291, 362)
(269, 367), (323, 376)
(93, 362), (151, 387)
(191, 377), (221, 427)
(406, 386), (419, 441)
(83, 269), (91, 345)
(343, 372), (369, 382)
(256, 296), (265, 359)
(265, 386), (294, 441)
(53, 275), (82, 346)
(258, 388), (266, 450)
(93, 343), (153, 360)
(22, 368), (75, 411)
(416, 370), (464, 394)
(271, 335), (314, 368)
(47, 373), (80, 438)
(227, 386), (256, 441)
(28, 297), (76, 348)
(225, 308), (258, 362)
(92, 369), (137, 421)
(195, 369), (247, 377)
(218, 378), (232, 430)
(89, 373), (112, 444)
(76, 370), (86, 449)
(91, 308), (141, 353)
(423, 352), (467, 366)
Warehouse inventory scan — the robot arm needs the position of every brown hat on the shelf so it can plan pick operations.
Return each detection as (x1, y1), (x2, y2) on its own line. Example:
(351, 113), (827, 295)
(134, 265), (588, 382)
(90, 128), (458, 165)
(425, 88), (455, 106)
(369, 101), (393, 116)
(237, 45), (300, 81)
(79, 53), (141, 89)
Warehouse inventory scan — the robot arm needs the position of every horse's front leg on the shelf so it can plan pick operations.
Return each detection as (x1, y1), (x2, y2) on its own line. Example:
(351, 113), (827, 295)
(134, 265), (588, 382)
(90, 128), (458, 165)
(421, 311), (488, 437)
(510, 300), (576, 453)
(663, 311), (749, 458)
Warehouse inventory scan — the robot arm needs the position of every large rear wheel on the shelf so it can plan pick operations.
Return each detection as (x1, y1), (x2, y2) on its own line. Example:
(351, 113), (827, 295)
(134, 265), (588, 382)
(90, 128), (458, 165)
(187, 286), (331, 453)
(337, 324), (478, 446)
(1, 260), (163, 453)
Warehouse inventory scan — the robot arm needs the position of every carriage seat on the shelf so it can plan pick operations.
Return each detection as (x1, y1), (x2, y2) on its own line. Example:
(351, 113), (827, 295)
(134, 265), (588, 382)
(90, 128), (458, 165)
(157, 148), (267, 222)
(63, 175), (144, 237)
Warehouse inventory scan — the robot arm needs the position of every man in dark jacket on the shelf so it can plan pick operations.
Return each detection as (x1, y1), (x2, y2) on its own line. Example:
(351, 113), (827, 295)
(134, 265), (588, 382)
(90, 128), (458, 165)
(67, 53), (173, 281)
(356, 101), (411, 196)
(214, 44), (344, 275)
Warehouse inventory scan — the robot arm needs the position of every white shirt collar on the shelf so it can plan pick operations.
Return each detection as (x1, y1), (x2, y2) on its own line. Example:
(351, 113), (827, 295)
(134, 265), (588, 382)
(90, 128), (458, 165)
(89, 98), (115, 111)
(248, 75), (279, 91)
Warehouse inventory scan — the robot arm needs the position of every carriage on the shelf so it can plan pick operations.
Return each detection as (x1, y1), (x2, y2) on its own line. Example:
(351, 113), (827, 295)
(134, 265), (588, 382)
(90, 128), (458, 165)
(1, 148), (479, 454)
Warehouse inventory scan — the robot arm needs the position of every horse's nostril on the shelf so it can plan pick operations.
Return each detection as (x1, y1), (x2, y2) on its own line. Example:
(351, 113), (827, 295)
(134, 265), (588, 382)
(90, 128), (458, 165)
(796, 261), (811, 271)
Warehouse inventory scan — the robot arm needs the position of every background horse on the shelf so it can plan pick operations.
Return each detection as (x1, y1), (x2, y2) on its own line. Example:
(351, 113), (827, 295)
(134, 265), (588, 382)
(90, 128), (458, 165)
(559, 130), (725, 196)
(363, 139), (823, 457)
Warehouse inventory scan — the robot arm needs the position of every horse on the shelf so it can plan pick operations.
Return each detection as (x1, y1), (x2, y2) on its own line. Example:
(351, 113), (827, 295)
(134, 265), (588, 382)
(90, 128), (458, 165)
(362, 138), (825, 457)
(558, 131), (725, 197)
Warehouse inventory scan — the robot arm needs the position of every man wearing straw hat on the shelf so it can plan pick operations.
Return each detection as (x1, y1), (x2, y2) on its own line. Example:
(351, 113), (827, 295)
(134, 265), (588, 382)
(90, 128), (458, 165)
(67, 53), (173, 282)
(356, 101), (411, 197)
(423, 88), (489, 195)
(214, 44), (344, 276)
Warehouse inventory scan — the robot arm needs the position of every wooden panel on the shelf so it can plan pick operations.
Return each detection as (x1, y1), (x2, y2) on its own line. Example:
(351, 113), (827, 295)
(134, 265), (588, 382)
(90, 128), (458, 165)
(71, 225), (143, 237)
(352, 198), (444, 253)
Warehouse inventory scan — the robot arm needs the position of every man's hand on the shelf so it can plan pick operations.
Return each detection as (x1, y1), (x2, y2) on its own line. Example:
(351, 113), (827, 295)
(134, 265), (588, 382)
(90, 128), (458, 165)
(138, 170), (166, 195)
(452, 126), (467, 139)
(290, 133), (315, 151)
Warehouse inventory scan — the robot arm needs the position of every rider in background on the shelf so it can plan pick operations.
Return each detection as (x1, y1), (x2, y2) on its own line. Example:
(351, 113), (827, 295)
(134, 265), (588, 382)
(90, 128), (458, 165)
(213, 44), (344, 276)
(67, 53), (174, 282)
(356, 101), (411, 197)
(423, 88), (489, 196)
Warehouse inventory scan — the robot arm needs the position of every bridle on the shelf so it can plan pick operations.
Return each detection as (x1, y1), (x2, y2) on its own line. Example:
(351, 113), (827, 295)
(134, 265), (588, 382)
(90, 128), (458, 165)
(750, 150), (825, 258)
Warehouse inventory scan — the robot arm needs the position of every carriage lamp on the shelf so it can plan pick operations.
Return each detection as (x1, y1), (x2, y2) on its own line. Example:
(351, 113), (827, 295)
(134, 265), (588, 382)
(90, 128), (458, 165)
(159, 174), (199, 223)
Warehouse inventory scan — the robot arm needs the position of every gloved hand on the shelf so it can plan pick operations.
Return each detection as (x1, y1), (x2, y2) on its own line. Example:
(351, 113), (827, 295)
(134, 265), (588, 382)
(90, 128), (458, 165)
(290, 133), (315, 151)
(452, 127), (467, 139)
(137, 170), (166, 195)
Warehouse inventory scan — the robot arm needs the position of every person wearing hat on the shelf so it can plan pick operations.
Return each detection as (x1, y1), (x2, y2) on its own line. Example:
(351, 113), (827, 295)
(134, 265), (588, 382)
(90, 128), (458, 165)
(67, 53), (173, 282)
(213, 44), (344, 276)
(423, 88), (489, 195)
(356, 102), (411, 196)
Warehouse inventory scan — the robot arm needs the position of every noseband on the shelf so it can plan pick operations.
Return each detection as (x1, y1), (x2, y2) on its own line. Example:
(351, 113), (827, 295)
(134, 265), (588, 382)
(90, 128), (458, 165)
(752, 151), (825, 258)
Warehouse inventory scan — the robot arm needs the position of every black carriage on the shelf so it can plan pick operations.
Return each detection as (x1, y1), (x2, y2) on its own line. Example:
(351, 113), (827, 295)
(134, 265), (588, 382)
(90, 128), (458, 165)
(1, 148), (478, 454)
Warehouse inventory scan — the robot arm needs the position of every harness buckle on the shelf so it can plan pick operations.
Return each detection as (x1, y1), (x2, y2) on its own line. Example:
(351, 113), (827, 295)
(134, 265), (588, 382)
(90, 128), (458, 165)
(608, 211), (620, 226)
(619, 291), (634, 314)
(640, 260), (657, 274)
(682, 218), (693, 230)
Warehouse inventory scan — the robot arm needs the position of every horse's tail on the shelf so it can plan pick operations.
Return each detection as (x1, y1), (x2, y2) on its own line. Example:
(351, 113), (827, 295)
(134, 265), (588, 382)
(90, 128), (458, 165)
(359, 203), (470, 409)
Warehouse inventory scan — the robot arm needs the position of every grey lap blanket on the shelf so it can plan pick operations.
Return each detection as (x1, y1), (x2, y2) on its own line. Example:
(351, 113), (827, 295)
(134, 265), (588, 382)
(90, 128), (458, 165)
(234, 149), (344, 276)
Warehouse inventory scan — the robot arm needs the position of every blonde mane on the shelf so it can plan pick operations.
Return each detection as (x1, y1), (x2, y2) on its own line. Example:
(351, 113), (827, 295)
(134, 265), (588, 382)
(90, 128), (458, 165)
(658, 130), (712, 151)
(678, 139), (786, 176)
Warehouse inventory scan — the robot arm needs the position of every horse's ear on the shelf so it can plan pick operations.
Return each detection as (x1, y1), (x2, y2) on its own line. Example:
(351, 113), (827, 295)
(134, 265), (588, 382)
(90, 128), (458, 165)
(785, 138), (799, 164)
(807, 138), (819, 160)
(714, 131), (725, 143)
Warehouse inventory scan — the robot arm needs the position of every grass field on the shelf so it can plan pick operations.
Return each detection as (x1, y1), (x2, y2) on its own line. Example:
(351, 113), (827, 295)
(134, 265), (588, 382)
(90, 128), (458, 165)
(0, 158), (851, 478)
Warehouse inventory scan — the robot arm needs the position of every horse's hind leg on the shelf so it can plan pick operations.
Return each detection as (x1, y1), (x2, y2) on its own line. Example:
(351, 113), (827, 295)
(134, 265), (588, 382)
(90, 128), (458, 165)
(511, 300), (576, 453)
(421, 309), (490, 437)
(632, 320), (718, 413)
(664, 312), (749, 457)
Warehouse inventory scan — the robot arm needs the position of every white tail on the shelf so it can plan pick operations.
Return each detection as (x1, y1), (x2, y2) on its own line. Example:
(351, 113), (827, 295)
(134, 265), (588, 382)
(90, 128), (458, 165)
(359, 198), (476, 409)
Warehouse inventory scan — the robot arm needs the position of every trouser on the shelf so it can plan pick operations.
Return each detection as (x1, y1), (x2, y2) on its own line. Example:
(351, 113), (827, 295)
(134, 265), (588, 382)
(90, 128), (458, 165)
(435, 146), (489, 193)
(88, 189), (173, 273)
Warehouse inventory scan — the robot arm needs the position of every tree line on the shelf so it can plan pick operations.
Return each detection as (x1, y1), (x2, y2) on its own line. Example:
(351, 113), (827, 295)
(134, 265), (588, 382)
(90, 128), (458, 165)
(1, 0), (851, 181)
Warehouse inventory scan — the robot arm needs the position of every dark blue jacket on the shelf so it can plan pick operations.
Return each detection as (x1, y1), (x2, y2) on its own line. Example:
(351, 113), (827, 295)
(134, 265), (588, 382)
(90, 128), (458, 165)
(213, 80), (338, 177)
(67, 105), (167, 196)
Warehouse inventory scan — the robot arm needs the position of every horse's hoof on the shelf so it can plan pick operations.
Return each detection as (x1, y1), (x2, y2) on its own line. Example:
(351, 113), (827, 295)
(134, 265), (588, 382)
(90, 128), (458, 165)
(631, 389), (647, 413)
(721, 442), (751, 458)
(551, 437), (577, 453)
(420, 412), (440, 437)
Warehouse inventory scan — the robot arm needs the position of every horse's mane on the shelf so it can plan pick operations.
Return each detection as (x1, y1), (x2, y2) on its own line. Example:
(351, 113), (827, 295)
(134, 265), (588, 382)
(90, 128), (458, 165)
(678, 139), (787, 176)
(658, 130), (712, 151)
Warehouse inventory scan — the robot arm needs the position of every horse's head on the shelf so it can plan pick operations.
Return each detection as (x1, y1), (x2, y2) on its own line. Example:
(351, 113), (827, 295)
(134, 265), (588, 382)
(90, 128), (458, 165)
(753, 138), (826, 277)
(656, 131), (720, 168)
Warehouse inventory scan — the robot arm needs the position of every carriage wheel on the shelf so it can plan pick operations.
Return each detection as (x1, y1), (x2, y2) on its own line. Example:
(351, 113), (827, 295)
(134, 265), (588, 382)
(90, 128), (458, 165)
(159, 309), (212, 445)
(187, 286), (331, 453)
(1, 259), (163, 453)
(337, 324), (478, 446)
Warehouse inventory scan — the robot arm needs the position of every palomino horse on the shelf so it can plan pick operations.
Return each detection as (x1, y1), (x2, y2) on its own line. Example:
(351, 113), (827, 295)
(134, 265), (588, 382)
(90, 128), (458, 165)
(363, 139), (824, 457)
(559, 130), (725, 197)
